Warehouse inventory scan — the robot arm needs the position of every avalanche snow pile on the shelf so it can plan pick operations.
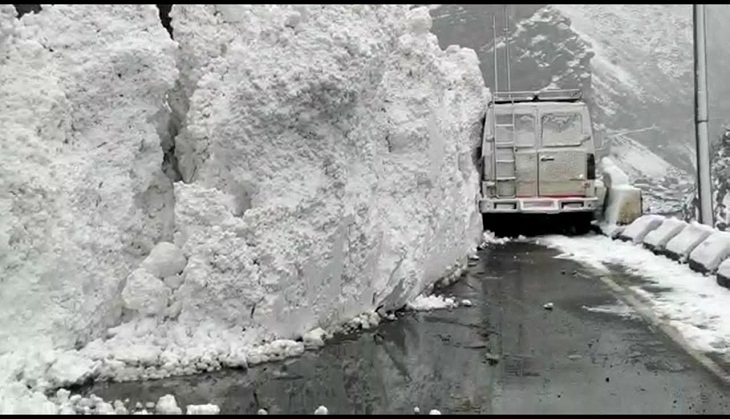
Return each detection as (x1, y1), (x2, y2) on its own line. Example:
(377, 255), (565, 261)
(0, 4), (177, 413)
(0, 4), (489, 412)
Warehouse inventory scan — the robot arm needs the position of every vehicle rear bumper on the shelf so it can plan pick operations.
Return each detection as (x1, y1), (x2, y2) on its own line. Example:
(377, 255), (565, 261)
(479, 196), (599, 214)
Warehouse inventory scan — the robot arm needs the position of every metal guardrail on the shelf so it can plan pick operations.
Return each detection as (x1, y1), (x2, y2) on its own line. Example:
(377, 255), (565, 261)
(493, 89), (583, 104)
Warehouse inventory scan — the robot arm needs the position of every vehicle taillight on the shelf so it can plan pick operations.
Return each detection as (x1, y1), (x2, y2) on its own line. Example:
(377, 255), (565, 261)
(586, 153), (596, 180)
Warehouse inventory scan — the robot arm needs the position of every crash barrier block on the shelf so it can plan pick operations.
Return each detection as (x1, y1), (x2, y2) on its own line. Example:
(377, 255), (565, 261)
(603, 186), (642, 227)
(643, 218), (688, 253)
(688, 231), (730, 274)
(618, 214), (664, 244)
(599, 157), (642, 226)
(664, 222), (715, 262)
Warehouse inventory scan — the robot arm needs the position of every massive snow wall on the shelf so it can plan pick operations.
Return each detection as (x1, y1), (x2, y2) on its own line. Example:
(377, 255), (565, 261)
(0, 4), (488, 410)
(167, 4), (488, 340)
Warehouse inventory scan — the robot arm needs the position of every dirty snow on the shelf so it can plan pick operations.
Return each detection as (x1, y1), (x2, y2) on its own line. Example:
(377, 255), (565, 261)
(581, 301), (640, 320)
(406, 295), (458, 311)
(155, 394), (182, 415)
(186, 404), (221, 415)
(480, 231), (511, 246)
(1, 4), (489, 412)
(540, 235), (730, 355)
(314, 405), (329, 415)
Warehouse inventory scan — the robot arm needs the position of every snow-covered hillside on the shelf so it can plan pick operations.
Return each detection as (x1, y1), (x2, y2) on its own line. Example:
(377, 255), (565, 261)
(0, 4), (488, 413)
(429, 4), (721, 215)
(553, 4), (696, 173)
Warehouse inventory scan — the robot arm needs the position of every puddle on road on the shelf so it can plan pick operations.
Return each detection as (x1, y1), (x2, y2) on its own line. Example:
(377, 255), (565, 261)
(79, 243), (730, 415)
(81, 276), (497, 414)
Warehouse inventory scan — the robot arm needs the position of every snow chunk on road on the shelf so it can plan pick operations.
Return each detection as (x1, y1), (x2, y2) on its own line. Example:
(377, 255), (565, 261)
(155, 394), (182, 415)
(618, 214), (664, 244)
(407, 294), (457, 311)
(582, 301), (639, 320)
(479, 231), (511, 247)
(688, 231), (730, 273)
(303, 327), (327, 349)
(186, 404), (220, 415)
(314, 405), (329, 415)
(140, 242), (187, 279)
(643, 217), (687, 251)
(541, 234), (730, 356)
(665, 222), (715, 262)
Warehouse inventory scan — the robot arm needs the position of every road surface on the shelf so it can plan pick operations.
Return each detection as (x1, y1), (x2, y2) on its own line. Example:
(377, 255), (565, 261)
(84, 240), (730, 414)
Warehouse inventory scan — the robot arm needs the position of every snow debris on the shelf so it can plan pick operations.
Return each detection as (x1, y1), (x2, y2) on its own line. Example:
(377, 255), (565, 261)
(122, 268), (172, 317)
(113, 400), (129, 415)
(460, 299), (473, 307)
(186, 404), (221, 415)
(134, 409), (152, 415)
(429, 409), (442, 415)
(1, 4), (490, 411)
(582, 302), (640, 320)
(406, 294), (458, 311)
(302, 327), (327, 349)
(542, 234), (730, 357)
(543, 302), (554, 310)
(140, 242), (187, 279)
(314, 405), (329, 415)
(479, 231), (511, 248)
(155, 394), (182, 415)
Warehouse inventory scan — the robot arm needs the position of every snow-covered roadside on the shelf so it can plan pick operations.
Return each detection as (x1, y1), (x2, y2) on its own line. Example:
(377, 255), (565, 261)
(539, 234), (730, 356)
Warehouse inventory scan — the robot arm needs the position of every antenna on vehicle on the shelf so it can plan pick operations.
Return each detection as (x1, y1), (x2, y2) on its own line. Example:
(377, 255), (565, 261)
(492, 14), (498, 94)
(504, 4), (512, 95)
(504, 5), (515, 148)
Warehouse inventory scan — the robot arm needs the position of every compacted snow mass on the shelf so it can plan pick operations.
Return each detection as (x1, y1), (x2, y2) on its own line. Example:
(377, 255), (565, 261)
(0, 4), (489, 412)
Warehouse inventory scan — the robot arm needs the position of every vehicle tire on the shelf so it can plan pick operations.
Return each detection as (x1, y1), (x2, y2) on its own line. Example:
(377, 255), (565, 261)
(570, 213), (593, 236)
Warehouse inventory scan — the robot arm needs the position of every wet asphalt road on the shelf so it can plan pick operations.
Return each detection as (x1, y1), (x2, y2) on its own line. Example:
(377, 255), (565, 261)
(85, 241), (730, 414)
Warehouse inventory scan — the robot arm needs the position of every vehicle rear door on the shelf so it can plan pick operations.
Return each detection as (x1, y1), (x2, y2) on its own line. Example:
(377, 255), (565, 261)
(538, 108), (588, 197)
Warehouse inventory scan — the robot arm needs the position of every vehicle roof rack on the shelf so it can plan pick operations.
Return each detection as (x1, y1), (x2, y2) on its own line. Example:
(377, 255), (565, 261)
(492, 89), (583, 104)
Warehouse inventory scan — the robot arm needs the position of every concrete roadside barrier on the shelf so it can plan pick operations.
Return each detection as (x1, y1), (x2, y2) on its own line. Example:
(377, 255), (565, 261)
(688, 231), (730, 274)
(618, 214), (664, 244)
(664, 221), (715, 262)
(643, 217), (687, 254)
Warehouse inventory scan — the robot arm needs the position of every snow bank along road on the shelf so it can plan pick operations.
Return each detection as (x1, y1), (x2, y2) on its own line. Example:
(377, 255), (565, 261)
(542, 216), (730, 385)
(81, 239), (730, 414)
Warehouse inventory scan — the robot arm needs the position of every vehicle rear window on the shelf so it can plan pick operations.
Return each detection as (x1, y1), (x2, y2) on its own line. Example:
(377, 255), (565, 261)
(541, 112), (583, 146)
(495, 112), (536, 147)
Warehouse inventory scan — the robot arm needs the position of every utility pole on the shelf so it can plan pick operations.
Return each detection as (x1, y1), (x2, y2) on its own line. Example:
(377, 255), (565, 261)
(694, 4), (713, 225)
